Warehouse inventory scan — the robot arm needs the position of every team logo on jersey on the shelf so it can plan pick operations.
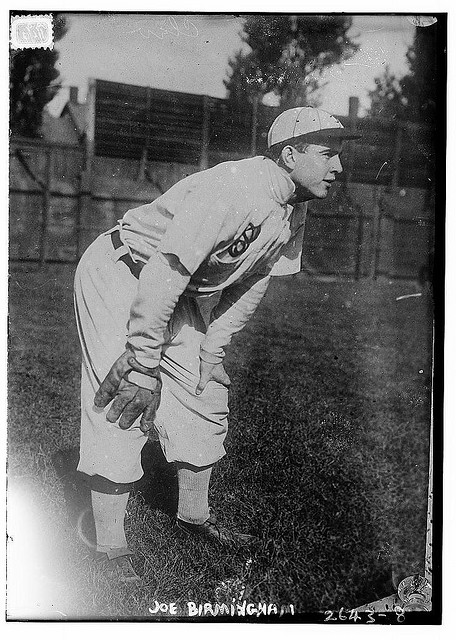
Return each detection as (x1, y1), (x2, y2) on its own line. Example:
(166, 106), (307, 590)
(228, 223), (261, 257)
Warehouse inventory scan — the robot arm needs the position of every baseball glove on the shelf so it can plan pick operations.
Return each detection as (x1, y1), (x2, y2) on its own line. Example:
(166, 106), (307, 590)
(94, 349), (162, 433)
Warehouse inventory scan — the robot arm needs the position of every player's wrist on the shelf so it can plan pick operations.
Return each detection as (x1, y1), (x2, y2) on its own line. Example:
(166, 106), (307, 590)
(125, 343), (161, 370)
(123, 345), (162, 389)
(125, 370), (161, 391)
(200, 348), (224, 365)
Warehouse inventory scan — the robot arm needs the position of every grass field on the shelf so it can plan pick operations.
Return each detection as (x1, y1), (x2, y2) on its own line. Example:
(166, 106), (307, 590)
(7, 263), (433, 620)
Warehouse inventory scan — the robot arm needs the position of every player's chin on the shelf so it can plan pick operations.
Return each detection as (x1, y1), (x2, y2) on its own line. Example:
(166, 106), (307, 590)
(312, 184), (331, 199)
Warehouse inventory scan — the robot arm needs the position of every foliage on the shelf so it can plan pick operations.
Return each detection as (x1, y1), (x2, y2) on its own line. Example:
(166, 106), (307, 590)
(368, 24), (438, 124)
(367, 66), (407, 120)
(9, 13), (68, 137)
(400, 25), (438, 123)
(224, 15), (359, 108)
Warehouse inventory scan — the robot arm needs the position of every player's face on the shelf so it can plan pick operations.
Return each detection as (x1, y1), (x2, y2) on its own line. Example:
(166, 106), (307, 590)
(289, 141), (344, 201)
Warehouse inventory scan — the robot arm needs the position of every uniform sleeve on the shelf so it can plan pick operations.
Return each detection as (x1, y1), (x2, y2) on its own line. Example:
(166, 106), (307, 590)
(158, 183), (231, 275)
(269, 202), (307, 277)
(127, 252), (191, 368)
(200, 273), (271, 364)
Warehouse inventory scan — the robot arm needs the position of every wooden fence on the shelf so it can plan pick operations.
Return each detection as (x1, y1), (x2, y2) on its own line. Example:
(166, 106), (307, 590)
(9, 136), (434, 280)
(91, 79), (435, 189)
(9, 78), (436, 279)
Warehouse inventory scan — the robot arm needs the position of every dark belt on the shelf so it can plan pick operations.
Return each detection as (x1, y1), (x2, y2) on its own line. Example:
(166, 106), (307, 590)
(111, 229), (143, 279)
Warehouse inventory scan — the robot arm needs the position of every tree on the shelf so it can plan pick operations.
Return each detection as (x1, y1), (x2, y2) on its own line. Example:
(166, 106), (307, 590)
(367, 66), (407, 120)
(224, 15), (359, 108)
(401, 24), (438, 124)
(9, 13), (68, 137)
(367, 23), (438, 124)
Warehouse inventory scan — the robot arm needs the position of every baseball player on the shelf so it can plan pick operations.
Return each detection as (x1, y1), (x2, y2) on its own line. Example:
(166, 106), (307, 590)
(74, 107), (359, 580)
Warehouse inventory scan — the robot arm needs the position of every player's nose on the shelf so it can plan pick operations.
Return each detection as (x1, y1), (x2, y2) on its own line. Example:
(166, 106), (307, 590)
(330, 155), (343, 174)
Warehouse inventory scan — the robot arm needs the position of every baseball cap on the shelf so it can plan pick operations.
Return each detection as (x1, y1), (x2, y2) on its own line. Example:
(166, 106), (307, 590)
(267, 106), (361, 148)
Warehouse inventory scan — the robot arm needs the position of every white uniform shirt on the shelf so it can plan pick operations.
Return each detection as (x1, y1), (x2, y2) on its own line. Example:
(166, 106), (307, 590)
(120, 156), (307, 367)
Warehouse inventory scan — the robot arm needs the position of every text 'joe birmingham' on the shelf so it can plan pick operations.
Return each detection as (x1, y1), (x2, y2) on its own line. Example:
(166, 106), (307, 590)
(148, 600), (295, 617)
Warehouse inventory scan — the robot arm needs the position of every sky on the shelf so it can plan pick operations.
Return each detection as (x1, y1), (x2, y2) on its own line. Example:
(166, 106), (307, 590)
(47, 13), (418, 118)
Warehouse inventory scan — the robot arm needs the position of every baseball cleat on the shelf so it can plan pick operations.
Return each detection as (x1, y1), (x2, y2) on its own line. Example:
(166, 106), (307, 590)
(176, 513), (256, 546)
(95, 548), (143, 583)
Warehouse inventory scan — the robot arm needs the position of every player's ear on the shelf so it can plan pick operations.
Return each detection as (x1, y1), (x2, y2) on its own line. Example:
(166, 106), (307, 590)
(279, 145), (297, 170)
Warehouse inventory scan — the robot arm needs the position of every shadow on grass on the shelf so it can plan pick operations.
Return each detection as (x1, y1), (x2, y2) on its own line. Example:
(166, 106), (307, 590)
(51, 448), (96, 548)
(226, 365), (395, 609)
(136, 440), (178, 517)
(217, 277), (408, 609)
(51, 440), (178, 547)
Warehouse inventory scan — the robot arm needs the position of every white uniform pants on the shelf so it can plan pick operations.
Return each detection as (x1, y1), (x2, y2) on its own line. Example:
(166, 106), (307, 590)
(74, 232), (229, 484)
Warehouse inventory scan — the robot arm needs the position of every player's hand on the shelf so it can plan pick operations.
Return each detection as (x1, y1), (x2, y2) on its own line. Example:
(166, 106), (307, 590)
(196, 360), (231, 395)
(94, 349), (162, 432)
